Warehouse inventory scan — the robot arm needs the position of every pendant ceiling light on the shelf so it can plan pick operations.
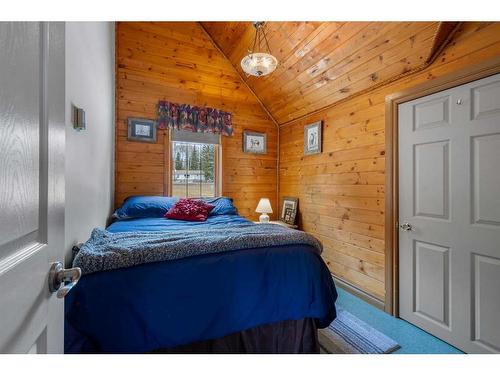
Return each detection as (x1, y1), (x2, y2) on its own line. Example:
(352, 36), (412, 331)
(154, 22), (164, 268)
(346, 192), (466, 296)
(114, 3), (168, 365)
(240, 22), (278, 77)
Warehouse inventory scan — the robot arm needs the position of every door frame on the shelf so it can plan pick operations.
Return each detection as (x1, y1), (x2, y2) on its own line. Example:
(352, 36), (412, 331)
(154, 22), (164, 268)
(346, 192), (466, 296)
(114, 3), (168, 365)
(384, 56), (500, 316)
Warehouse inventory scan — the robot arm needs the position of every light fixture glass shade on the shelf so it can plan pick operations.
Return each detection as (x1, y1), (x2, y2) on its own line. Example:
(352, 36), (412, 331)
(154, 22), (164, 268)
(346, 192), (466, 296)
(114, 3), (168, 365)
(241, 52), (278, 77)
(255, 198), (273, 213)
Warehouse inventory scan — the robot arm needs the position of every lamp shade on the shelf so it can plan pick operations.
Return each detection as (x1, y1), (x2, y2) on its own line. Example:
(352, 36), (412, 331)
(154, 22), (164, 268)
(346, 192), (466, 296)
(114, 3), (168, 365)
(240, 22), (278, 77)
(255, 198), (273, 214)
(241, 52), (278, 77)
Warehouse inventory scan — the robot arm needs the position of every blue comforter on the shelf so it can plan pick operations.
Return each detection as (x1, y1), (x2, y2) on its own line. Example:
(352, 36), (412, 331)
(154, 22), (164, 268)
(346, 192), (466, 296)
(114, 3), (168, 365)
(64, 214), (337, 353)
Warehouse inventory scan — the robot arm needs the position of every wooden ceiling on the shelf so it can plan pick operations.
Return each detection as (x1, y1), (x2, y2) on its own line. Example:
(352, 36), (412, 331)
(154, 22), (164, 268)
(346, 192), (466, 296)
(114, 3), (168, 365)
(201, 22), (458, 125)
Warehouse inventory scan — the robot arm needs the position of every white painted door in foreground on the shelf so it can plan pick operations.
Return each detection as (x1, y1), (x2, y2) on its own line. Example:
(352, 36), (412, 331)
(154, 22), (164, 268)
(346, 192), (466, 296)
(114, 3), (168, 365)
(0, 22), (66, 353)
(399, 72), (500, 353)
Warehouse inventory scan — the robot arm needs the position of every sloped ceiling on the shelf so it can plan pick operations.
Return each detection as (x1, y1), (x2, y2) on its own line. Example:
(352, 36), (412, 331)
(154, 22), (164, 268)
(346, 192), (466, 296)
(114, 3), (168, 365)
(201, 22), (459, 125)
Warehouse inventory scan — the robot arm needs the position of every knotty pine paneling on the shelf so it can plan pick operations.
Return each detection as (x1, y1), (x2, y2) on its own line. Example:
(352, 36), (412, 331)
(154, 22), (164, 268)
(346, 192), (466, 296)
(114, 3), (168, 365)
(115, 22), (278, 220)
(279, 22), (500, 301)
(115, 21), (500, 303)
(202, 21), (442, 124)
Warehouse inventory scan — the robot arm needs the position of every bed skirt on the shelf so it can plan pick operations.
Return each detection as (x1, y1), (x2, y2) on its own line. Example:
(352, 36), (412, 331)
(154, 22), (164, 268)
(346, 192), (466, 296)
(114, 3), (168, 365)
(152, 318), (319, 354)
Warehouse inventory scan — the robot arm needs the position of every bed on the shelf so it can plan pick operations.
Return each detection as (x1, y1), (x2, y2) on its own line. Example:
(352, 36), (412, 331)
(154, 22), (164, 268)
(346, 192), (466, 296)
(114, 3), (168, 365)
(64, 196), (337, 353)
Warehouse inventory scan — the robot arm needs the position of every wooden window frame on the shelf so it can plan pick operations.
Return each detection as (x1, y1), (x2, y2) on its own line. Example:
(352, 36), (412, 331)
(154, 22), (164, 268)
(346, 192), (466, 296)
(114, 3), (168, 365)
(164, 129), (222, 198)
(384, 56), (500, 316)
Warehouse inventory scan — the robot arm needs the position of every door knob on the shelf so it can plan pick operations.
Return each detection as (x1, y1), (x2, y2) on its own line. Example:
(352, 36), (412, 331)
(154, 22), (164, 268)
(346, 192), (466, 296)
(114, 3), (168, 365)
(48, 262), (81, 298)
(399, 222), (413, 231)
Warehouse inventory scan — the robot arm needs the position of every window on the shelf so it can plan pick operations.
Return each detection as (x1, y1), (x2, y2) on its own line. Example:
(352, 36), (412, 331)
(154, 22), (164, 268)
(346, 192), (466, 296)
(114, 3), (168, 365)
(170, 131), (220, 198)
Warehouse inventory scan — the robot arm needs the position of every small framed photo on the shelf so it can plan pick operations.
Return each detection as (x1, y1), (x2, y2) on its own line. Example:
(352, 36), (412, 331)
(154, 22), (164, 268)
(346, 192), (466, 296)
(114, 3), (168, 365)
(304, 121), (322, 155)
(243, 131), (267, 154)
(127, 118), (157, 143)
(281, 197), (298, 225)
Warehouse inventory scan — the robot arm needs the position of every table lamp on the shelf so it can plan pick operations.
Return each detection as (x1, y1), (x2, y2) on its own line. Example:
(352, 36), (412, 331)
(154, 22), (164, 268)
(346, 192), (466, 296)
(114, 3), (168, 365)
(255, 198), (273, 223)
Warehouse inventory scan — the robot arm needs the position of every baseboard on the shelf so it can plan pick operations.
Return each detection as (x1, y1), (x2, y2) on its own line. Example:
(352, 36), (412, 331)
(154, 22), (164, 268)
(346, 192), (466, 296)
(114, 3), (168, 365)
(332, 274), (386, 312)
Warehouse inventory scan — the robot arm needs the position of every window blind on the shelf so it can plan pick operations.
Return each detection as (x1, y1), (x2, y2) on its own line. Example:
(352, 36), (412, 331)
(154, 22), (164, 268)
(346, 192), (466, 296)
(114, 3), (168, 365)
(171, 130), (220, 145)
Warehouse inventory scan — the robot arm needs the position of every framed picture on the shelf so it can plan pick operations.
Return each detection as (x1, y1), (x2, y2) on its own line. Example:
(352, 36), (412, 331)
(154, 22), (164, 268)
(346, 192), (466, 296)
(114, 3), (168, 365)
(127, 118), (157, 143)
(304, 120), (322, 155)
(280, 197), (298, 225)
(243, 131), (267, 154)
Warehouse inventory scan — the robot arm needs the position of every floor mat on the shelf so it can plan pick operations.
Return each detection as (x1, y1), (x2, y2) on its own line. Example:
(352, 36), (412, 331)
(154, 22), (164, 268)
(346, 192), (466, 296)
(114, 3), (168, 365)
(319, 309), (400, 354)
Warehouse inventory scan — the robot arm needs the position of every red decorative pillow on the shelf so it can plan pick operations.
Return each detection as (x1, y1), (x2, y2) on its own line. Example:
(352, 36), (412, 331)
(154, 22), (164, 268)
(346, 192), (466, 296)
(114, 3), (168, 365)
(164, 199), (215, 222)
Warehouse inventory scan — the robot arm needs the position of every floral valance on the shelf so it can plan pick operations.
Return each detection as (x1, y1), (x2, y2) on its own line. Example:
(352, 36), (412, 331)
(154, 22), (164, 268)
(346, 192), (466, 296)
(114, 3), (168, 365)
(157, 101), (233, 136)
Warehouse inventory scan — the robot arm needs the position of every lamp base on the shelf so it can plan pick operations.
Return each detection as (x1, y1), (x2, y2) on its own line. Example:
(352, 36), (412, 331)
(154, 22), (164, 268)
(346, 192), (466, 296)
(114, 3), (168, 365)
(259, 213), (270, 223)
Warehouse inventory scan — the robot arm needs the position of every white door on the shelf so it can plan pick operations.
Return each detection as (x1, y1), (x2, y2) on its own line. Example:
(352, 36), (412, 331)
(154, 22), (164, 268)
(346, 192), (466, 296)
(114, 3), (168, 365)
(0, 22), (69, 353)
(399, 72), (500, 354)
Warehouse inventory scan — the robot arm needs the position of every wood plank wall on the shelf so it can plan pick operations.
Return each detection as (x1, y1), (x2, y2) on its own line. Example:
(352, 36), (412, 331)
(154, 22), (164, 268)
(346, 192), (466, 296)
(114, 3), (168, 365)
(115, 22), (278, 220)
(115, 21), (500, 303)
(279, 22), (500, 302)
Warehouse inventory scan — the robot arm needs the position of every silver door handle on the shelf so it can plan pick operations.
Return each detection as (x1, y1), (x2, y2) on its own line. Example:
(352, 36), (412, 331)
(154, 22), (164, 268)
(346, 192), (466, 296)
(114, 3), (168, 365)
(48, 262), (81, 298)
(399, 222), (413, 231)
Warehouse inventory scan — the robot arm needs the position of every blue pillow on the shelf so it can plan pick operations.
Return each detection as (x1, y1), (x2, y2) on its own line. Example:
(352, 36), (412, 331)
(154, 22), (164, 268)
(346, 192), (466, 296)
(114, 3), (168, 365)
(113, 196), (179, 219)
(200, 197), (238, 216)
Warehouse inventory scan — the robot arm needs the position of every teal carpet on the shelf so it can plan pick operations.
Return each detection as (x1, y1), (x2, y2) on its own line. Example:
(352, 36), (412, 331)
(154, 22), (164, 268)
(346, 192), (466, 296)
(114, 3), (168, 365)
(335, 286), (463, 354)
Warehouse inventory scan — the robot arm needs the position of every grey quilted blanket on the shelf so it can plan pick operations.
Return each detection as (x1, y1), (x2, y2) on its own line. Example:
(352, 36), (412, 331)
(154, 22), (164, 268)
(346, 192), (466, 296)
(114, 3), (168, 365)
(73, 224), (323, 275)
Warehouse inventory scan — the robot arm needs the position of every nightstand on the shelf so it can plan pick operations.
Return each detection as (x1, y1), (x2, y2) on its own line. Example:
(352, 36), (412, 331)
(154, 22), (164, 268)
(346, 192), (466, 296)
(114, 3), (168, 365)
(253, 220), (299, 229)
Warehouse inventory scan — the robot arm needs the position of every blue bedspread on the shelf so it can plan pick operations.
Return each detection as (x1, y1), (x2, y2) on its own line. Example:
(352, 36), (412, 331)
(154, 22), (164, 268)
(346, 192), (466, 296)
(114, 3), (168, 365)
(64, 214), (337, 353)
